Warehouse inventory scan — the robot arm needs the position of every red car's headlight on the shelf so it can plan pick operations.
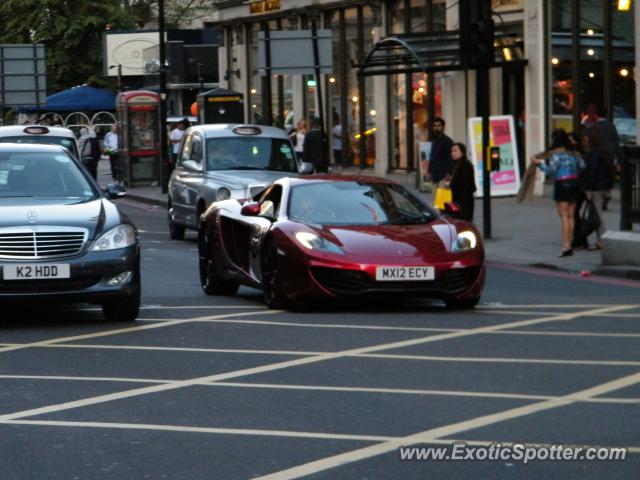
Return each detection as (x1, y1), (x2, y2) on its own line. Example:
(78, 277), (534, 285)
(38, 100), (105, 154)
(452, 230), (478, 252)
(294, 232), (344, 254)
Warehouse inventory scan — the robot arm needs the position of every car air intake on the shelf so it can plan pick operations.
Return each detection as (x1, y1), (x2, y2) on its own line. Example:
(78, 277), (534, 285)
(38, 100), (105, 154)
(0, 227), (88, 259)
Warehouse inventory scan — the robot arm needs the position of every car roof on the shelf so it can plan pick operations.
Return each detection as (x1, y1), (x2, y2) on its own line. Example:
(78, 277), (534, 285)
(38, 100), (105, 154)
(189, 123), (289, 140)
(0, 142), (70, 154)
(0, 125), (76, 137)
(285, 174), (396, 187)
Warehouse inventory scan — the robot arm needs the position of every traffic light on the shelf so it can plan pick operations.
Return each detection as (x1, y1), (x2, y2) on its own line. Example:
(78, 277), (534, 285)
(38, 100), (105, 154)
(468, 17), (495, 68)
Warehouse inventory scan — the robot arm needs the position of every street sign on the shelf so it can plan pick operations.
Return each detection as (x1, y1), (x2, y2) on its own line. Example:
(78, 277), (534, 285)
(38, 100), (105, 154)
(257, 30), (333, 76)
(0, 44), (47, 107)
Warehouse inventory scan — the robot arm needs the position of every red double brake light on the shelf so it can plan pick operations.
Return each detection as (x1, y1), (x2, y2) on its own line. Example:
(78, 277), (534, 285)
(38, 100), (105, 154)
(23, 126), (50, 135)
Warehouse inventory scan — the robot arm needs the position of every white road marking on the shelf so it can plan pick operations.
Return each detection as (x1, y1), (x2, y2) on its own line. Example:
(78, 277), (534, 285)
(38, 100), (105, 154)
(6, 342), (638, 368)
(0, 374), (637, 405)
(0, 309), (281, 355)
(0, 305), (630, 422)
(496, 330), (640, 339)
(253, 370), (640, 479)
(0, 419), (394, 442)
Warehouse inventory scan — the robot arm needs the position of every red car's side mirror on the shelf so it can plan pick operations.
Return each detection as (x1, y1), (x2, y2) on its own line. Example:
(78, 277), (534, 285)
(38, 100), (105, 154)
(443, 202), (461, 215)
(240, 202), (261, 216)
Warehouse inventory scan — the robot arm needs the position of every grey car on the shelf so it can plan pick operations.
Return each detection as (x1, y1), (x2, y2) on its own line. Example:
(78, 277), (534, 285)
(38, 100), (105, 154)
(167, 124), (312, 239)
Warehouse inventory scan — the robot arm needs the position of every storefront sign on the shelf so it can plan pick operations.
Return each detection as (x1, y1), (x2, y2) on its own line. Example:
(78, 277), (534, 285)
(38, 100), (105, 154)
(492, 0), (522, 12)
(467, 115), (521, 197)
(250, 0), (281, 14)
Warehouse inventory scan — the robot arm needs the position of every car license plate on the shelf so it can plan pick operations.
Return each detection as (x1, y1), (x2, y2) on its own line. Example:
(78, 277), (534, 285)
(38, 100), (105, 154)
(375, 266), (434, 281)
(3, 264), (70, 280)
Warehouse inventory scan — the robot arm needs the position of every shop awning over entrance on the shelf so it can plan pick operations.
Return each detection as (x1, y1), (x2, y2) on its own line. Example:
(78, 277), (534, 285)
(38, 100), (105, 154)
(358, 31), (527, 77)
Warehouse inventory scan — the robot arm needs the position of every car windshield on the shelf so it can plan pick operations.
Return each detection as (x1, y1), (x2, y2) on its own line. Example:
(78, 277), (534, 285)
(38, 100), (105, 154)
(0, 152), (97, 199)
(288, 181), (439, 226)
(0, 135), (79, 158)
(206, 137), (297, 172)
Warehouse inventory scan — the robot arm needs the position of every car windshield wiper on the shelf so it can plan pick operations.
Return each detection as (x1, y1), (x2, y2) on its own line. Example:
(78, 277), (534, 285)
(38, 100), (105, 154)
(0, 195), (34, 198)
(219, 166), (266, 171)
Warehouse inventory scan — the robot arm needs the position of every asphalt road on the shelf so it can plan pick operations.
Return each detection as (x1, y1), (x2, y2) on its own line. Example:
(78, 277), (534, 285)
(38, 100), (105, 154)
(1, 199), (639, 480)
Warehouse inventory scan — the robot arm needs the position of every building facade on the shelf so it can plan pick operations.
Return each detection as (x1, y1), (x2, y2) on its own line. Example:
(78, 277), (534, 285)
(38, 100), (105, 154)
(210, 0), (637, 176)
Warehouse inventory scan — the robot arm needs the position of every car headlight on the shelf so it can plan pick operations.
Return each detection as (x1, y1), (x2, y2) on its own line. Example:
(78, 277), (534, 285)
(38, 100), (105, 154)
(91, 224), (136, 251)
(452, 230), (478, 252)
(216, 187), (231, 201)
(294, 232), (344, 254)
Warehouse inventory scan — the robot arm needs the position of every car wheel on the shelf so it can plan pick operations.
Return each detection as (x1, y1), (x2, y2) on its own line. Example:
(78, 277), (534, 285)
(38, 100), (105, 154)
(444, 296), (480, 310)
(261, 240), (287, 309)
(198, 229), (239, 295)
(102, 287), (140, 322)
(168, 202), (186, 240)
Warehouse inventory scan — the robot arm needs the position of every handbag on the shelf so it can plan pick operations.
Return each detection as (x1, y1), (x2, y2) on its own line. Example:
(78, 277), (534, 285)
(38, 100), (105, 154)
(434, 187), (452, 210)
(576, 198), (601, 241)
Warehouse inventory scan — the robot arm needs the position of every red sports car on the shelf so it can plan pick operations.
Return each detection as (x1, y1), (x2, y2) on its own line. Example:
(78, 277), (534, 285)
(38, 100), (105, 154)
(198, 175), (485, 309)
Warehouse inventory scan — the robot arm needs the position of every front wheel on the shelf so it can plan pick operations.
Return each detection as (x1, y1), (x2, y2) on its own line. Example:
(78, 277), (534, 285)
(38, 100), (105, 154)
(444, 296), (480, 310)
(261, 240), (287, 309)
(198, 229), (239, 295)
(102, 287), (140, 322)
(168, 203), (186, 240)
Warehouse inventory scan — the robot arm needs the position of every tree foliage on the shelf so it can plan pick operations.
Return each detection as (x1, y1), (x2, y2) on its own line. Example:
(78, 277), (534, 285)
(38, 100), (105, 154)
(0, 0), (214, 93)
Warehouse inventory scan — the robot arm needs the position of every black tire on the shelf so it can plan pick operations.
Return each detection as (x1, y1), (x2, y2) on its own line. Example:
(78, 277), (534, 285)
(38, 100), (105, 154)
(102, 287), (140, 322)
(444, 296), (480, 310)
(198, 229), (239, 295)
(168, 201), (186, 240)
(261, 240), (287, 309)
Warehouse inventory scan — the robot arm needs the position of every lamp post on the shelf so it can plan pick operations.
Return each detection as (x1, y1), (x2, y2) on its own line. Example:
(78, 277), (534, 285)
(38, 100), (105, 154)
(108, 64), (122, 92)
(158, 0), (169, 194)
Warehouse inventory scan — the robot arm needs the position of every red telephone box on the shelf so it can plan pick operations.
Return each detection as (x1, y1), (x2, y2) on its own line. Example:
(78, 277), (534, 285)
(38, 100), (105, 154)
(116, 90), (161, 186)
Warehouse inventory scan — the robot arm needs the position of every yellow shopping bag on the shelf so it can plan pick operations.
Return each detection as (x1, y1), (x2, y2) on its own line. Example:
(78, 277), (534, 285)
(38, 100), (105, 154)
(433, 187), (452, 210)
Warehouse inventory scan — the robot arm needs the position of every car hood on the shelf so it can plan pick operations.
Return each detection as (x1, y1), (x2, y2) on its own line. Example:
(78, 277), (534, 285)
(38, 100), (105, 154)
(0, 198), (120, 239)
(312, 219), (462, 260)
(204, 170), (297, 190)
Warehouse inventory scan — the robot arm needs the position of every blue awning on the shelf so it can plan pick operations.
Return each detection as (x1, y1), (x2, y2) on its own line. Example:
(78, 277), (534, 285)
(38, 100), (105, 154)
(19, 85), (116, 112)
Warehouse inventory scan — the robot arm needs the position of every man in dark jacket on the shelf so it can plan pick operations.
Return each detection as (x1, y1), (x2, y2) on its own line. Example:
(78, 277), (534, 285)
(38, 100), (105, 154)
(428, 117), (453, 186)
(303, 117), (328, 173)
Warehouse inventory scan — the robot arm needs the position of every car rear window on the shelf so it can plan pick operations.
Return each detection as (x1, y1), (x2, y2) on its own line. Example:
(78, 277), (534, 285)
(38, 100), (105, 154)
(0, 135), (79, 158)
(0, 152), (97, 199)
(205, 137), (296, 172)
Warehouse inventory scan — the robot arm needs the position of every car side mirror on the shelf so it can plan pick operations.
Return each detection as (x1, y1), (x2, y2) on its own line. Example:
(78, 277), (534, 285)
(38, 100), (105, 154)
(443, 202), (461, 216)
(240, 202), (261, 216)
(104, 183), (126, 199)
(182, 160), (202, 172)
(299, 162), (314, 175)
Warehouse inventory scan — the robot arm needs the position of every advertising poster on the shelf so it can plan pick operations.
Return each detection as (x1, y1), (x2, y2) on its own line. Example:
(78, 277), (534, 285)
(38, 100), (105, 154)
(467, 115), (521, 197)
(416, 141), (432, 192)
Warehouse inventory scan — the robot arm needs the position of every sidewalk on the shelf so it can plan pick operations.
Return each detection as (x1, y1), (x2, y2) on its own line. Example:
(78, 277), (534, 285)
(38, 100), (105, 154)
(97, 160), (640, 280)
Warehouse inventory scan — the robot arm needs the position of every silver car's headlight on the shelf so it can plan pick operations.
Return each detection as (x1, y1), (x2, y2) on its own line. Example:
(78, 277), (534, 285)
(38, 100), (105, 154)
(452, 230), (478, 253)
(216, 187), (231, 201)
(91, 224), (136, 251)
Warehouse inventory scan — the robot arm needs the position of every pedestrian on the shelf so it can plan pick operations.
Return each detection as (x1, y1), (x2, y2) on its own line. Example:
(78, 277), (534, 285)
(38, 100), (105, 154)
(289, 118), (308, 162)
(568, 131), (589, 250)
(446, 142), (476, 222)
(427, 117), (453, 189)
(532, 128), (585, 257)
(331, 114), (343, 169)
(169, 119), (187, 169)
(302, 117), (328, 173)
(582, 127), (613, 250)
(80, 129), (101, 179)
(591, 106), (620, 210)
(103, 124), (120, 181)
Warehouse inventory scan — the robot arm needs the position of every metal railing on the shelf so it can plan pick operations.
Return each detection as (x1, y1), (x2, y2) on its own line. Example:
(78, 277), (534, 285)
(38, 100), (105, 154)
(621, 146), (640, 230)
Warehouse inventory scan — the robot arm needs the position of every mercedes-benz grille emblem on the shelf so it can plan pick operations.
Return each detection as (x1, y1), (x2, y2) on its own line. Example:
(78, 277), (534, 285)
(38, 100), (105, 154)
(26, 210), (38, 224)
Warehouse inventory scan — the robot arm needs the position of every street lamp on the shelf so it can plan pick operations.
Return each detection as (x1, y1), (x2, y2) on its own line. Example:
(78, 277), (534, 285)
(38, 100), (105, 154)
(108, 64), (122, 92)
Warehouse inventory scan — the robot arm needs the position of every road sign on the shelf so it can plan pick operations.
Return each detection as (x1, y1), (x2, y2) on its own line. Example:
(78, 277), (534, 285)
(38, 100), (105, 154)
(257, 30), (333, 76)
(0, 44), (47, 107)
